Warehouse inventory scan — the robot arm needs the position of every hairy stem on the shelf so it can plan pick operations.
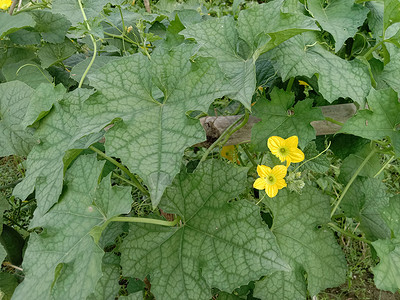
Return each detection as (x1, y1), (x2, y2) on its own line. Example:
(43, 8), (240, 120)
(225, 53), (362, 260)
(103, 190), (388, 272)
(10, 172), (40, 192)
(77, 0), (97, 88)
(330, 148), (377, 218)
(89, 145), (150, 196)
(324, 117), (344, 127)
(328, 222), (371, 244)
(111, 216), (181, 226)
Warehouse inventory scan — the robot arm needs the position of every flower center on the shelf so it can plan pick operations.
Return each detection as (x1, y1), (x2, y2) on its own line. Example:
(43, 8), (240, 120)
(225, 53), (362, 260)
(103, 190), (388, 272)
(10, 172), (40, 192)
(266, 175), (276, 185)
(279, 147), (287, 154)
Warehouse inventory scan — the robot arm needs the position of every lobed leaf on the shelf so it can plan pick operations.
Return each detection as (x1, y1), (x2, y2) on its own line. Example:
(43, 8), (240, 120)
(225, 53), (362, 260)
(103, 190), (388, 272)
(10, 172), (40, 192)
(0, 13), (35, 39)
(120, 160), (288, 300)
(12, 155), (132, 300)
(31, 11), (72, 44)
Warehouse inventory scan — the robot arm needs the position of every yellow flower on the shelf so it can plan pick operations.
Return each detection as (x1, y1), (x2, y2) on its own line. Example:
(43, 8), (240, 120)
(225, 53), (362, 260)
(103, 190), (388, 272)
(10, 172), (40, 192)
(0, 0), (12, 10)
(268, 136), (305, 167)
(298, 80), (310, 87)
(253, 165), (287, 198)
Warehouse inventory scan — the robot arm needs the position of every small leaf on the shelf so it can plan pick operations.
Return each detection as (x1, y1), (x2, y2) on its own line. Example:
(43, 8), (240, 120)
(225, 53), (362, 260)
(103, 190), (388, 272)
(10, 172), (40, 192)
(31, 11), (72, 44)
(266, 32), (371, 105)
(340, 88), (400, 157)
(251, 87), (324, 151)
(307, 0), (368, 50)
(120, 160), (288, 300)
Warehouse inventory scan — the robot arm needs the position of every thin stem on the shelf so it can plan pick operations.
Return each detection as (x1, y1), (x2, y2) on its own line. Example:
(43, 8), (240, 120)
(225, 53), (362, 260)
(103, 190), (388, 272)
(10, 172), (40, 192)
(324, 117), (344, 127)
(16, 64), (53, 85)
(374, 155), (395, 178)
(219, 110), (250, 146)
(328, 222), (371, 244)
(89, 145), (150, 196)
(330, 148), (377, 218)
(363, 40), (384, 59)
(3, 262), (23, 272)
(286, 77), (295, 92)
(240, 144), (257, 167)
(293, 141), (331, 173)
(200, 111), (248, 163)
(111, 216), (181, 226)
(77, 0), (97, 88)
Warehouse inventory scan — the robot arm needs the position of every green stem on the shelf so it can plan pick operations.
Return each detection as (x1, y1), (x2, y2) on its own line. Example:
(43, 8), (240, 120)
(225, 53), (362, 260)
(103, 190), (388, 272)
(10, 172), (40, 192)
(240, 144), (257, 167)
(293, 141), (331, 173)
(286, 77), (295, 92)
(111, 216), (181, 226)
(330, 148), (377, 218)
(89, 145), (150, 196)
(16, 64), (53, 85)
(363, 40), (384, 59)
(328, 222), (371, 244)
(324, 117), (344, 127)
(104, 32), (137, 45)
(374, 155), (395, 178)
(200, 111), (249, 163)
(77, 0), (97, 88)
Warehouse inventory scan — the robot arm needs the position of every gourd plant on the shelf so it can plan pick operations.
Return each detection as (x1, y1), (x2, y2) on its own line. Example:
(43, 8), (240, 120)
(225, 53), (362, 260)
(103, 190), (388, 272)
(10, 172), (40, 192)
(0, 0), (399, 299)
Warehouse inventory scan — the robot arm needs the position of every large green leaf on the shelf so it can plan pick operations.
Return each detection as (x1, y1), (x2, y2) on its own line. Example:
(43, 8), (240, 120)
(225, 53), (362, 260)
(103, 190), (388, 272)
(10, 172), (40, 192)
(89, 44), (231, 206)
(340, 88), (400, 157)
(120, 160), (288, 300)
(384, 0), (400, 31)
(22, 83), (66, 127)
(380, 46), (400, 94)
(0, 13), (35, 38)
(87, 253), (121, 300)
(372, 237), (400, 293)
(31, 11), (72, 44)
(0, 272), (18, 300)
(266, 32), (370, 105)
(381, 195), (400, 237)
(38, 39), (77, 69)
(341, 177), (390, 241)
(13, 89), (108, 217)
(251, 87), (324, 151)
(12, 155), (132, 300)
(0, 81), (36, 156)
(307, 0), (368, 50)
(254, 187), (347, 299)
(182, 0), (317, 109)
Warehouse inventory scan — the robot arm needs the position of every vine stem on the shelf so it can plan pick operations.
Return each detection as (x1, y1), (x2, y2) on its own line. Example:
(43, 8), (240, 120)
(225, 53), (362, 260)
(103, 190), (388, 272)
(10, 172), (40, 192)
(240, 144), (257, 167)
(286, 77), (295, 92)
(110, 216), (181, 226)
(324, 117), (344, 127)
(200, 110), (249, 163)
(327, 222), (371, 244)
(362, 40), (384, 59)
(89, 145), (150, 196)
(293, 141), (331, 173)
(77, 0), (97, 88)
(330, 148), (377, 218)
(374, 155), (395, 178)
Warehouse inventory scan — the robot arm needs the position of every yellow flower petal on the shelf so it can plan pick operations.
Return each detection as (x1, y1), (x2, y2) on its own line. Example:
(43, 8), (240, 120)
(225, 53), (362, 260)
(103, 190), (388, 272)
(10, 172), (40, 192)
(265, 185), (278, 198)
(272, 165), (287, 179)
(257, 165), (271, 178)
(275, 178), (287, 189)
(289, 148), (305, 163)
(253, 178), (266, 190)
(285, 136), (299, 148)
(268, 136), (285, 152)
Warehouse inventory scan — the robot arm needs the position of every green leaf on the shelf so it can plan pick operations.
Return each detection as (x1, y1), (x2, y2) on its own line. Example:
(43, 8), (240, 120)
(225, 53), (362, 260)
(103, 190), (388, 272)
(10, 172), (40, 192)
(13, 89), (109, 216)
(380, 46), (400, 94)
(366, 2), (384, 39)
(119, 292), (143, 300)
(0, 81), (36, 156)
(254, 187), (347, 299)
(266, 32), (371, 105)
(0, 272), (19, 300)
(12, 155), (132, 300)
(384, 0), (400, 31)
(120, 160), (288, 300)
(31, 11), (72, 44)
(237, 0), (318, 56)
(372, 237), (400, 293)
(183, 1), (317, 109)
(307, 0), (368, 50)
(70, 56), (120, 85)
(0, 244), (6, 264)
(298, 142), (330, 173)
(341, 177), (391, 241)
(0, 195), (10, 236)
(52, 0), (111, 26)
(183, 16), (255, 109)
(88, 44), (231, 206)
(340, 88), (400, 157)
(251, 87), (324, 151)
(381, 195), (400, 237)
(0, 13), (35, 38)
(87, 253), (121, 300)
(22, 83), (66, 127)
(8, 29), (41, 45)
(38, 39), (77, 69)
